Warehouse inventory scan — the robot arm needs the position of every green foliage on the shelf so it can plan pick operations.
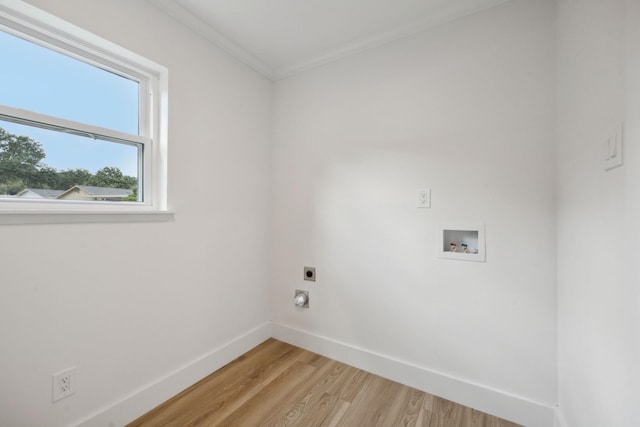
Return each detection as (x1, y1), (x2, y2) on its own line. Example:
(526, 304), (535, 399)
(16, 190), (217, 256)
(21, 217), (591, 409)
(123, 192), (138, 202)
(89, 166), (136, 189)
(0, 127), (138, 196)
(36, 165), (59, 189)
(0, 128), (46, 191)
(55, 168), (93, 190)
(0, 178), (27, 196)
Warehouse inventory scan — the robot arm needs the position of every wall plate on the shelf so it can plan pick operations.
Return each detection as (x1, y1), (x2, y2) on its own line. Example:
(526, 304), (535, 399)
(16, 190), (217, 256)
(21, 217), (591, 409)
(303, 266), (316, 281)
(604, 122), (623, 171)
(294, 290), (309, 308)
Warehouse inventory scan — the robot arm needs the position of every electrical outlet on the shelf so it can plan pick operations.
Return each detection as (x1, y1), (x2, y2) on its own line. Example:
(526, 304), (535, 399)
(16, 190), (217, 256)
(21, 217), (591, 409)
(303, 266), (316, 282)
(417, 189), (431, 208)
(52, 367), (76, 402)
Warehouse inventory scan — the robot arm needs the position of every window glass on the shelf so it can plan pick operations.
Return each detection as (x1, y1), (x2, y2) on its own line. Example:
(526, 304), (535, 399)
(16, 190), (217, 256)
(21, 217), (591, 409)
(0, 119), (139, 200)
(0, 31), (139, 135)
(0, 2), (167, 216)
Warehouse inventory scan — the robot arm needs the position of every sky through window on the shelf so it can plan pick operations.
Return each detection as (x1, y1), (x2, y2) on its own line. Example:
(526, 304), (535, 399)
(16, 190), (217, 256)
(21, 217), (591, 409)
(0, 30), (139, 177)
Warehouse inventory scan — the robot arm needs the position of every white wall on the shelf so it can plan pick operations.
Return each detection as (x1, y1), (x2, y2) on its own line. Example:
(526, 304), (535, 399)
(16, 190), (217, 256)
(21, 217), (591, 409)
(9, 1), (638, 425)
(270, 0), (557, 420)
(0, 1), (272, 426)
(556, 0), (640, 426)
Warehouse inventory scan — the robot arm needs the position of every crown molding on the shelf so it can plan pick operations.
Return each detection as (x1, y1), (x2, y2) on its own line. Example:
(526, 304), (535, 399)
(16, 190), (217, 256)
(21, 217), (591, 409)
(272, 0), (511, 80)
(147, 0), (276, 80)
(148, 0), (511, 81)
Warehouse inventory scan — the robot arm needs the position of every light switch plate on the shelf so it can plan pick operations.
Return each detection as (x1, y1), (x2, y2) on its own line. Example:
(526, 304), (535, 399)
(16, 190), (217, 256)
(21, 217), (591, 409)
(417, 189), (431, 208)
(604, 122), (623, 171)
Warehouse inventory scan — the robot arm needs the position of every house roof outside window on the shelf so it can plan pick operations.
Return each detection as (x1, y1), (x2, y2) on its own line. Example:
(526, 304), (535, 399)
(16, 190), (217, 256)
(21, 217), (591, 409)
(56, 185), (133, 201)
(15, 188), (65, 199)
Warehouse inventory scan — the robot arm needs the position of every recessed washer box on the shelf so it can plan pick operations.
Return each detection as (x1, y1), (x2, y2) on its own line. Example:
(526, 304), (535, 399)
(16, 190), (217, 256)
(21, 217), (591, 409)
(439, 224), (485, 262)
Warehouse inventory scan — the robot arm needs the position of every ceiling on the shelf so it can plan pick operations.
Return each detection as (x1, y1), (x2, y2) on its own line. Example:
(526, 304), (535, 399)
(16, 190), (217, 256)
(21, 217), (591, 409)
(149, 0), (510, 80)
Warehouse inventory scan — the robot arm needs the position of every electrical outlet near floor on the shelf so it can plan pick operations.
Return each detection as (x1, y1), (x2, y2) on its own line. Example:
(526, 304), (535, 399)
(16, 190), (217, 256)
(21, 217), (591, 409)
(52, 367), (76, 402)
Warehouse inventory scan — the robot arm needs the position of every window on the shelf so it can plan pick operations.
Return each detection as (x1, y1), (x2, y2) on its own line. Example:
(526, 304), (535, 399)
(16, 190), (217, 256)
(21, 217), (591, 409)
(0, 1), (168, 221)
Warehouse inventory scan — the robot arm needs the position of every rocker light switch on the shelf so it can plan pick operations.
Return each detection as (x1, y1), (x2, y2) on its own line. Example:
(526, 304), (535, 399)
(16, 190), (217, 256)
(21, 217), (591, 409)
(604, 122), (623, 171)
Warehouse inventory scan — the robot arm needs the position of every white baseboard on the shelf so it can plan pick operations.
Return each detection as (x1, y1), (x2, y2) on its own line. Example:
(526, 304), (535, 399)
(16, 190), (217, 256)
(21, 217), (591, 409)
(71, 322), (555, 427)
(73, 322), (272, 427)
(272, 322), (555, 427)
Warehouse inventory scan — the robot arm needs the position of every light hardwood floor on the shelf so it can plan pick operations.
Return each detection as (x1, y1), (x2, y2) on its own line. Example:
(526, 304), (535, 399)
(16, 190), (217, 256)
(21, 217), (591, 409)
(128, 339), (521, 427)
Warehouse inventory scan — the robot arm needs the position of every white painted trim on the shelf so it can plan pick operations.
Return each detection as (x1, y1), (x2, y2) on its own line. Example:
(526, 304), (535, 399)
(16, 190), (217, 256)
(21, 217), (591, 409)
(0, 105), (148, 146)
(272, 322), (555, 427)
(72, 322), (272, 427)
(147, 0), (510, 81)
(0, 0), (169, 213)
(0, 0), (165, 78)
(273, 0), (511, 80)
(147, 0), (276, 79)
(64, 321), (556, 426)
(0, 210), (175, 225)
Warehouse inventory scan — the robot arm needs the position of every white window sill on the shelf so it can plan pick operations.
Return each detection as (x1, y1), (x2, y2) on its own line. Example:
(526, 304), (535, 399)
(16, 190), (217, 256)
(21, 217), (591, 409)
(0, 210), (175, 225)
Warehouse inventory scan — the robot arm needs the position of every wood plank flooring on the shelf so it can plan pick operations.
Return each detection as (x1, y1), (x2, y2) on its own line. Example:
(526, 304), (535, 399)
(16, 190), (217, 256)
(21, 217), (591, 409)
(127, 339), (521, 427)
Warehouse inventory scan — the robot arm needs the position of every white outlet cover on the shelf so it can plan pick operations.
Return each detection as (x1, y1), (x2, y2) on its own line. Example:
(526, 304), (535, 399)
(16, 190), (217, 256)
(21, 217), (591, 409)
(52, 367), (76, 402)
(417, 189), (431, 208)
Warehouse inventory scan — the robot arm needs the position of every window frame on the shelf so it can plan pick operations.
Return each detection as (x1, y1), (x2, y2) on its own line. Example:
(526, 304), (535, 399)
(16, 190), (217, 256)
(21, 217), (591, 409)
(0, 0), (169, 223)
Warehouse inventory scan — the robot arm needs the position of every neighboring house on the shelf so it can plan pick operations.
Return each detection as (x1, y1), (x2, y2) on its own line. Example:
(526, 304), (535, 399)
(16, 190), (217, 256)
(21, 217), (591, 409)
(15, 188), (65, 199)
(56, 185), (133, 201)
